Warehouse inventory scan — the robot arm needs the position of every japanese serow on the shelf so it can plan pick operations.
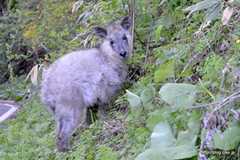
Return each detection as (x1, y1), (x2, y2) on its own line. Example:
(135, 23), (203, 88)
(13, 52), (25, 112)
(41, 17), (132, 151)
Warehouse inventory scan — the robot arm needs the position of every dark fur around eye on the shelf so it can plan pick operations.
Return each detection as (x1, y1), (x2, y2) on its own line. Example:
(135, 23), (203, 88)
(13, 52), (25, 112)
(122, 35), (127, 41)
(110, 40), (114, 45)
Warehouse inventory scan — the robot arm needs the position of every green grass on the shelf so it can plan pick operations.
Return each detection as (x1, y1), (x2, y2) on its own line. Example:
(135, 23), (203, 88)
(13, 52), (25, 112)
(0, 96), (150, 160)
(1, 0), (240, 159)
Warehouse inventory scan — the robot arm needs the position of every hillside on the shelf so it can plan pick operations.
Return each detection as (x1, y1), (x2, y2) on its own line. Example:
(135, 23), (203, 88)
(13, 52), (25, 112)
(0, 0), (240, 160)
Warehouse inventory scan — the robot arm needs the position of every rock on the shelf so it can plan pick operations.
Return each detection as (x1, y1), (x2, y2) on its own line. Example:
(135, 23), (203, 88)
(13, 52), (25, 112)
(0, 100), (21, 123)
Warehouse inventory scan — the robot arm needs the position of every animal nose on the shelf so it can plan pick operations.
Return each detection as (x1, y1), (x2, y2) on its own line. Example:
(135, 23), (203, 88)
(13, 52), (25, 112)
(120, 51), (127, 57)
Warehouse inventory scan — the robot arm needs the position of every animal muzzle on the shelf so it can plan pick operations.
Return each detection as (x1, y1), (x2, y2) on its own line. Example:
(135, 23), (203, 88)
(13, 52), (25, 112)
(120, 51), (127, 58)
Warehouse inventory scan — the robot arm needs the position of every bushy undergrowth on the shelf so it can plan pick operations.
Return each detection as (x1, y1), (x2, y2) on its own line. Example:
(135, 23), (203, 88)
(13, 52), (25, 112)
(0, 0), (240, 160)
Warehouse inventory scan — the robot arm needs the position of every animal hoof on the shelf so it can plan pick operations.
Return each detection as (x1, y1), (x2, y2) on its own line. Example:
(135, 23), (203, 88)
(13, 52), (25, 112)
(57, 137), (70, 152)
(57, 145), (69, 152)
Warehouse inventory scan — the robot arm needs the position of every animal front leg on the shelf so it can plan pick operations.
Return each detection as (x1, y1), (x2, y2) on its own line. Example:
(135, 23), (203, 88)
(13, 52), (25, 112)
(98, 103), (108, 121)
(77, 106), (88, 129)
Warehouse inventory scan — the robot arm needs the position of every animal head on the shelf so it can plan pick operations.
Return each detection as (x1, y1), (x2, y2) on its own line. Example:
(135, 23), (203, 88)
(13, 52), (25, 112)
(94, 16), (132, 60)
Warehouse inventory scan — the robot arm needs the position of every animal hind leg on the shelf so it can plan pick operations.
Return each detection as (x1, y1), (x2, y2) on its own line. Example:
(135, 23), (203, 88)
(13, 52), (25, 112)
(55, 105), (87, 152)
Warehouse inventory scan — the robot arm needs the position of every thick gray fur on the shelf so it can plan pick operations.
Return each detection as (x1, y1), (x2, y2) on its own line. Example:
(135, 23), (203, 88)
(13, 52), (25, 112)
(41, 17), (132, 152)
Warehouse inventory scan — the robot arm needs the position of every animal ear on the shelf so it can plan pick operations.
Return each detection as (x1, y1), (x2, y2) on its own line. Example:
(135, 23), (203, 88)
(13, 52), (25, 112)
(120, 16), (131, 30)
(94, 27), (107, 38)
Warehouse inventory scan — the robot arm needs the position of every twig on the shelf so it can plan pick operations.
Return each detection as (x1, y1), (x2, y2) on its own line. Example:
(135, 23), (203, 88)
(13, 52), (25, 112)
(199, 78), (216, 101)
(197, 90), (240, 160)
(144, 4), (154, 64)
(71, 31), (91, 42)
(128, 0), (135, 55)
(188, 102), (217, 109)
(144, 33), (151, 64)
(189, 90), (240, 110)
(212, 90), (240, 113)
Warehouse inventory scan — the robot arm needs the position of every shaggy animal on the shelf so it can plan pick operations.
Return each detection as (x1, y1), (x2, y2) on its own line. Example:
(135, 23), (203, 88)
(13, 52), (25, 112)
(41, 17), (132, 152)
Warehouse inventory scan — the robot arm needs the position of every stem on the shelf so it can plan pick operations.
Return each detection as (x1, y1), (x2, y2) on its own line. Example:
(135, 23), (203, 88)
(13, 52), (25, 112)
(199, 78), (215, 101)
(128, 0), (135, 55)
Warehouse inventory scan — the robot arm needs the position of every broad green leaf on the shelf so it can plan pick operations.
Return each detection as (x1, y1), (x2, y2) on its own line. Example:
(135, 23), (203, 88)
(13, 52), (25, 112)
(137, 121), (198, 160)
(213, 126), (240, 150)
(155, 25), (164, 41)
(205, 2), (221, 22)
(140, 84), (156, 106)
(167, 145), (197, 159)
(183, 0), (220, 14)
(154, 60), (174, 83)
(176, 130), (197, 146)
(135, 149), (172, 160)
(159, 83), (198, 108)
(187, 112), (201, 134)
(156, 15), (175, 29)
(126, 90), (142, 108)
(136, 145), (197, 160)
(184, 0), (221, 30)
(146, 110), (165, 130)
(151, 122), (176, 148)
(146, 108), (171, 130)
(111, 0), (119, 9)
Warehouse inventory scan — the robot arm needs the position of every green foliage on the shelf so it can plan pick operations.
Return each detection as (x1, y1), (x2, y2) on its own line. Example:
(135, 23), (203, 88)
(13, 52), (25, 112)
(159, 83), (198, 108)
(201, 54), (225, 81)
(146, 109), (167, 130)
(154, 60), (174, 83)
(0, 95), (147, 160)
(184, 0), (222, 27)
(126, 84), (156, 109)
(213, 125), (240, 150)
(0, 14), (23, 82)
(0, 76), (28, 100)
(1, 0), (240, 159)
(136, 122), (197, 160)
(96, 146), (118, 160)
(0, 98), (55, 159)
(126, 90), (142, 108)
(151, 122), (176, 147)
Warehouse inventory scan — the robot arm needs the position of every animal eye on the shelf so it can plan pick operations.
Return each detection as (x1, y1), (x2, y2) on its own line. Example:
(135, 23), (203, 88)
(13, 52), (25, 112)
(122, 35), (127, 41)
(110, 40), (114, 45)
